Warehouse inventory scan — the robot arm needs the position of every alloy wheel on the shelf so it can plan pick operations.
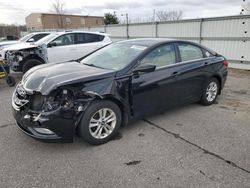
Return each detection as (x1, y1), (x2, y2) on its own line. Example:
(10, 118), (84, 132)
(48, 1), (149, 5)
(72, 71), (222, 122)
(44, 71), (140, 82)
(206, 81), (218, 102)
(89, 108), (117, 139)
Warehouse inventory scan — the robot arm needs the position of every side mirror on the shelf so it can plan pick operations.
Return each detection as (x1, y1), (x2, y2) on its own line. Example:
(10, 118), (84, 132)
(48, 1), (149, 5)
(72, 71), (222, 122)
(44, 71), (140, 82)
(47, 42), (57, 48)
(27, 38), (35, 42)
(133, 63), (156, 74)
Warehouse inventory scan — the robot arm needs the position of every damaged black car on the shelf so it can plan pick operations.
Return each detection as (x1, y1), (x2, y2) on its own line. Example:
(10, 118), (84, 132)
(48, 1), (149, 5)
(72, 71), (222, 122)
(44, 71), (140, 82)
(12, 39), (228, 145)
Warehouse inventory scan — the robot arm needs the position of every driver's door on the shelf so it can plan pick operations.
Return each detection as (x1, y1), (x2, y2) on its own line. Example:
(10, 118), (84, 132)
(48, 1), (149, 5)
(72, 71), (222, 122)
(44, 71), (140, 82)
(131, 43), (180, 118)
(47, 34), (77, 63)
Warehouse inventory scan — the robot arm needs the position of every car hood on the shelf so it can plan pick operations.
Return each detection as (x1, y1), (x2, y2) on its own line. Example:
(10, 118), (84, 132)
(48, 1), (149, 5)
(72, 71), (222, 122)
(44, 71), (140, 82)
(0, 40), (18, 46)
(3, 42), (36, 51)
(21, 62), (116, 95)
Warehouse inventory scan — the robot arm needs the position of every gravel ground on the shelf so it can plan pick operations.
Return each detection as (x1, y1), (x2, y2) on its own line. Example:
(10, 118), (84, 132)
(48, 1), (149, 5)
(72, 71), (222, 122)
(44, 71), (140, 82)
(0, 69), (249, 188)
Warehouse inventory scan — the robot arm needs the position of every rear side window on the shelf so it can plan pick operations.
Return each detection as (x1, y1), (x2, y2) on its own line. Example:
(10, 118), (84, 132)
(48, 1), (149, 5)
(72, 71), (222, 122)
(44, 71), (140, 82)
(203, 49), (213, 58)
(75, 33), (104, 44)
(178, 43), (203, 62)
(32, 34), (49, 42)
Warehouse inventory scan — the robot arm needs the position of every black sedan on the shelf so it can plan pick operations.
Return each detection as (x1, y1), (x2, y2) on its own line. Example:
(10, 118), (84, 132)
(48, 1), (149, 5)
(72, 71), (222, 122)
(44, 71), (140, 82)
(12, 39), (228, 145)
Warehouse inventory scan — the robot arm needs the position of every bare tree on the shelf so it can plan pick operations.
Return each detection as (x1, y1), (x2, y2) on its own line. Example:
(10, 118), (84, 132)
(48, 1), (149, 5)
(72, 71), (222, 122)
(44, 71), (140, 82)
(156, 11), (183, 21)
(51, 0), (66, 28)
(0, 24), (27, 38)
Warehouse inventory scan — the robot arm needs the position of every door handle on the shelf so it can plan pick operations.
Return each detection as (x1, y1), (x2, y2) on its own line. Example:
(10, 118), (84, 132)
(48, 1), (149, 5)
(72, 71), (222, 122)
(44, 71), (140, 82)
(171, 71), (179, 76)
(204, 62), (210, 65)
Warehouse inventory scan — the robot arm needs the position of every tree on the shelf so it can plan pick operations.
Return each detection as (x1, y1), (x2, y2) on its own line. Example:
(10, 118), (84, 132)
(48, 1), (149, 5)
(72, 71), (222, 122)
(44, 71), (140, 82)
(104, 13), (119, 25)
(0, 24), (27, 38)
(156, 11), (183, 21)
(51, 0), (66, 28)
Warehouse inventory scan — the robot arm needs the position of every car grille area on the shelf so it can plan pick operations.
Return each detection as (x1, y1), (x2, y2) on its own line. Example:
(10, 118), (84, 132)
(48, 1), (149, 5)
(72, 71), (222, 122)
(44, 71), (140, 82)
(13, 83), (44, 111)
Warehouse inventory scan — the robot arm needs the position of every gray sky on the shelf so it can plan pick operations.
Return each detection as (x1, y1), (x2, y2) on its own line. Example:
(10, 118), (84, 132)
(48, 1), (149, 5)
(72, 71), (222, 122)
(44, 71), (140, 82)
(0, 0), (244, 25)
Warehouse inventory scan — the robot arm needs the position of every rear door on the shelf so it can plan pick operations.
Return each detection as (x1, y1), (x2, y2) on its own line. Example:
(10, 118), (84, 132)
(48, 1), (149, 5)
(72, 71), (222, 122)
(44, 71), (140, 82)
(172, 42), (214, 104)
(47, 33), (77, 63)
(74, 33), (108, 59)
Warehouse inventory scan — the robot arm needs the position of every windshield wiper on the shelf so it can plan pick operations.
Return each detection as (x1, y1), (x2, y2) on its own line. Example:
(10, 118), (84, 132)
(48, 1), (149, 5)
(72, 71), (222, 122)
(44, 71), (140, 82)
(82, 63), (105, 69)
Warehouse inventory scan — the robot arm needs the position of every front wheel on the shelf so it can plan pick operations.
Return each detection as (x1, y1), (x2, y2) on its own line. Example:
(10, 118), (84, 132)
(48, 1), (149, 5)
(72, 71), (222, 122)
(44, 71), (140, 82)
(78, 100), (122, 145)
(201, 78), (219, 106)
(22, 59), (43, 73)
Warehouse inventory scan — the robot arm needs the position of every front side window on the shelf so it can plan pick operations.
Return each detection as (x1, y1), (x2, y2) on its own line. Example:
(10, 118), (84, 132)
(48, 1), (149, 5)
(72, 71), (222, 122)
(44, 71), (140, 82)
(178, 43), (203, 62)
(140, 44), (176, 68)
(51, 34), (74, 46)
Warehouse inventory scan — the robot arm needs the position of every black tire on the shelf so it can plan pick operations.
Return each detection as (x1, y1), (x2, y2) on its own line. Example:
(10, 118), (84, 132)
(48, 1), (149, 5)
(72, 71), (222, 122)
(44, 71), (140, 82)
(22, 59), (43, 73)
(78, 100), (122, 145)
(6, 76), (15, 87)
(201, 77), (220, 106)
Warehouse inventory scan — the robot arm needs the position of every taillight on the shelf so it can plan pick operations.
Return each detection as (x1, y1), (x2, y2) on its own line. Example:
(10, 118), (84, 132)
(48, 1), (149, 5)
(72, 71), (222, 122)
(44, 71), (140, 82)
(223, 60), (229, 68)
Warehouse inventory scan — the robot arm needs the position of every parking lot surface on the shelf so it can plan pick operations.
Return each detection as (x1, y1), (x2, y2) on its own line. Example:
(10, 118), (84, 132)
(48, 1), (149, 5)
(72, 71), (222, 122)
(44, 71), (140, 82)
(0, 69), (250, 188)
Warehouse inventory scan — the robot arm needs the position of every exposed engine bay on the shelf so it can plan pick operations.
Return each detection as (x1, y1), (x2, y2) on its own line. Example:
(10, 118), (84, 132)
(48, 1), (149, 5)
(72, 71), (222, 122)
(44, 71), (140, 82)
(6, 45), (47, 71)
(13, 83), (102, 125)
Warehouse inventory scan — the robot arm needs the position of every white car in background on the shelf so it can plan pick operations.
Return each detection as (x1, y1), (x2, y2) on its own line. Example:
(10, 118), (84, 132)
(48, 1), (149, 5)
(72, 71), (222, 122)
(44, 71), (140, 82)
(5, 31), (112, 73)
(0, 32), (50, 52)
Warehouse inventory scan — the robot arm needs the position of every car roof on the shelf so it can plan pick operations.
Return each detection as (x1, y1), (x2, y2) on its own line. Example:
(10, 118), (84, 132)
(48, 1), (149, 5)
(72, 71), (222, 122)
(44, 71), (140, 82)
(29, 32), (51, 35)
(117, 38), (179, 47)
(59, 31), (109, 36)
(116, 38), (217, 55)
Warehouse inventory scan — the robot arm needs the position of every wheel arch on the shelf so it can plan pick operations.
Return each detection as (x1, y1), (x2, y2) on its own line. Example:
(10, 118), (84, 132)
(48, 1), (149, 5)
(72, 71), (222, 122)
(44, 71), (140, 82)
(211, 74), (222, 95)
(102, 96), (129, 127)
(23, 54), (45, 63)
(21, 54), (45, 68)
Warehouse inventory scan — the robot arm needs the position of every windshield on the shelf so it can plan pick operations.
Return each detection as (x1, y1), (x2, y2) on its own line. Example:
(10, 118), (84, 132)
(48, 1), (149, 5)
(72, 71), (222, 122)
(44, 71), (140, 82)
(19, 33), (34, 42)
(80, 43), (147, 70)
(35, 33), (60, 45)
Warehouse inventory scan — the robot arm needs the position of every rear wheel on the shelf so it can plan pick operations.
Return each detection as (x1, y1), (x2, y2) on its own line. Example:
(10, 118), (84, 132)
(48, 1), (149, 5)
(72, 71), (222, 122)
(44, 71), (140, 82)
(78, 100), (121, 145)
(201, 78), (219, 106)
(22, 59), (43, 73)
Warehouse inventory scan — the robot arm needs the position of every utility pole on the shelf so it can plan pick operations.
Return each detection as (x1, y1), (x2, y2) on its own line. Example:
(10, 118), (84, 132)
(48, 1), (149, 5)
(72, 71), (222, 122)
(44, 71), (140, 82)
(153, 9), (156, 37)
(153, 9), (156, 22)
(121, 13), (129, 39)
